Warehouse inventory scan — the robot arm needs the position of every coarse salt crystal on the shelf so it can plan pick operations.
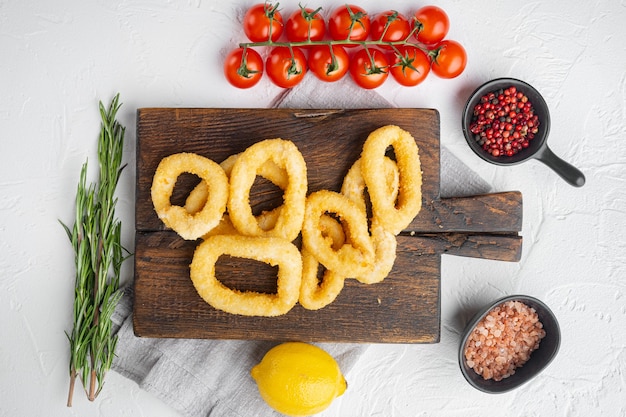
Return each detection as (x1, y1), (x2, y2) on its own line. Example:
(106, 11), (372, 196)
(464, 300), (546, 381)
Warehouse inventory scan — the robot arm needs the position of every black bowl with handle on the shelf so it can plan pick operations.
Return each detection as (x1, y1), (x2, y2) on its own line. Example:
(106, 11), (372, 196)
(462, 77), (585, 187)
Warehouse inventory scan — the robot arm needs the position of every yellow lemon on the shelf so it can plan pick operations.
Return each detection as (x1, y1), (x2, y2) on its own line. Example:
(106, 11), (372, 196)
(251, 342), (347, 416)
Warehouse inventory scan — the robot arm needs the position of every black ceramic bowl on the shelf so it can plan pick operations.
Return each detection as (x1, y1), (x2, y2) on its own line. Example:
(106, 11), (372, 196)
(462, 78), (585, 187)
(458, 295), (561, 394)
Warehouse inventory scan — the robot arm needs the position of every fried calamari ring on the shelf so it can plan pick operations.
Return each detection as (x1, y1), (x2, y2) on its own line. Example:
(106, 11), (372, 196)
(360, 125), (422, 235)
(299, 249), (346, 310)
(355, 223), (397, 284)
(341, 157), (400, 214)
(228, 139), (307, 241)
(185, 154), (288, 215)
(184, 179), (212, 215)
(302, 190), (375, 278)
(151, 152), (228, 240)
(341, 157), (399, 284)
(319, 214), (347, 250)
(185, 155), (287, 238)
(299, 214), (347, 310)
(184, 154), (240, 215)
(221, 153), (289, 189)
(190, 235), (302, 317)
(200, 209), (283, 238)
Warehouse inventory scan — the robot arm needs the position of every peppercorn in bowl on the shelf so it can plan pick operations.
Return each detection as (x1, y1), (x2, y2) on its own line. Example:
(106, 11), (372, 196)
(462, 78), (550, 164)
(458, 295), (561, 393)
(461, 77), (585, 187)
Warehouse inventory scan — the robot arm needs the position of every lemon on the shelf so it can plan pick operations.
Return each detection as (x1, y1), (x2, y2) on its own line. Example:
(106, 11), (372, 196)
(251, 342), (347, 416)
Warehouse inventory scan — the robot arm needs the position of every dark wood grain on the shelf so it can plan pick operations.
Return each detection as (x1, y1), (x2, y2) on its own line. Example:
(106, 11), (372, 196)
(410, 192), (523, 233)
(133, 231), (441, 343)
(133, 108), (522, 343)
(136, 108), (440, 232)
(398, 234), (522, 262)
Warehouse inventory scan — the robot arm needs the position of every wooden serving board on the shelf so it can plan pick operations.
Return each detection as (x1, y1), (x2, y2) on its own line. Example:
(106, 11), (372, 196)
(134, 108), (522, 343)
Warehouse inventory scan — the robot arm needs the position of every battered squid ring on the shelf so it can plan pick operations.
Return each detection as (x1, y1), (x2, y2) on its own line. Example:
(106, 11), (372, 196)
(341, 157), (399, 284)
(302, 190), (375, 278)
(355, 223), (397, 284)
(221, 153), (289, 189)
(151, 152), (228, 240)
(299, 215), (347, 310)
(318, 213), (347, 250)
(190, 235), (302, 317)
(360, 125), (423, 235)
(299, 249), (346, 311)
(341, 157), (400, 215)
(185, 155), (288, 237)
(185, 154), (288, 215)
(228, 139), (307, 241)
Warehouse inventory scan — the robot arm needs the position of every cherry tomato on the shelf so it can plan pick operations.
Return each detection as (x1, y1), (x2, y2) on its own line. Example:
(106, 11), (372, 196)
(308, 45), (350, 82)
(370, 11), (411, 46)
(224, 47), (264, 89)
(266, 46), (307, 88)
(243, 3), (284, 42)
(285, 6), (325, 42)
(414, 5), (449, 45)
(430, 40), (467, 78)
(349, 48), (389, 89)
(328, 4), (370, 44)
(389, 45), (430, 87)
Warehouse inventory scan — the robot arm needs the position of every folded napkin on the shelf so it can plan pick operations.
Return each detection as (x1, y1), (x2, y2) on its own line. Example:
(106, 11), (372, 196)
(111, 76), (491, 417)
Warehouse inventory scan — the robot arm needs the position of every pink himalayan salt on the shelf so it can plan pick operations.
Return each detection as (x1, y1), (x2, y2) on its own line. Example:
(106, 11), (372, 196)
(464, 300), (546, 381)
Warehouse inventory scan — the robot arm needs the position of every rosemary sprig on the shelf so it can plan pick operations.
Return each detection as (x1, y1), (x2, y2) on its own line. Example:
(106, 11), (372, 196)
(61, 93), (129, 406)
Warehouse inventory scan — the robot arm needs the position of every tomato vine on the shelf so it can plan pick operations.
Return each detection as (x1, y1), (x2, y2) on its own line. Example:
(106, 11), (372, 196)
(224, 3), (467, 89)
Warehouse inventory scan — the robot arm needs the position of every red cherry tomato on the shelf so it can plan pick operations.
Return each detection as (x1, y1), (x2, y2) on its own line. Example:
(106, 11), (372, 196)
(349, 48), (389, 89)
(370, 11), (411, 46)
(243, 3), (284, 42)
(285, 6), (325, 42)
(328, 4), (370, 44)
(414, 5), (449, 45)
(266, 46), (307, 88)
(308, 45), (350, 82)
(430, 40), (467, 78)
(389, 45), (430, 87)
(224, 47), (264, 89)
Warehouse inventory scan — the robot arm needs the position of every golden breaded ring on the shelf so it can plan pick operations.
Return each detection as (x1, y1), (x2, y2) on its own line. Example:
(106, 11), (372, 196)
(184, 179), (212, 215)
(341, 157), (400, 214)
(200, 210), (282, 239)
(221, 153), (289, 189)
(341, 158), (398, 284)
(302, 190), (375, 277)
(299, 214), (347, 310)
(228, 139), (307, 241)
(360, 125), (422, 235)
(184, 154), (240, 215)
(185, 155), (287, 216)
(151, 152), (228, 240)
(201, 214), (239, 237)
(319, 214), (346, 250)
(355, 222), (397, 284)
(190, 235), (302, 317)
(299, 249), (346, 311)
(186, 155), (286, 238)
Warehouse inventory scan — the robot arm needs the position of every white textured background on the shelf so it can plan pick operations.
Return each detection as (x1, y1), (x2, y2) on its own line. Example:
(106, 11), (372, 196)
(2, 0), (626, 416)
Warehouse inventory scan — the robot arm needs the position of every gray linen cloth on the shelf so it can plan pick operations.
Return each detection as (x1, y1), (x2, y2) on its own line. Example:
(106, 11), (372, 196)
(111, 76), (491, 417)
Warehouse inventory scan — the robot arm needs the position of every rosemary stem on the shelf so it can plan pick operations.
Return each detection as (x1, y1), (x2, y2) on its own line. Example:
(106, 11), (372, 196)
(67, 370), (76, 407)
(63, 93), (129, 406)
(89, 369), (97, 401)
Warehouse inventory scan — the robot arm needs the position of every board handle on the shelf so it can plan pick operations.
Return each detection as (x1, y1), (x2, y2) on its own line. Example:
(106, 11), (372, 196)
(409, 191), (523, 234)
(398, 233), (522, 262)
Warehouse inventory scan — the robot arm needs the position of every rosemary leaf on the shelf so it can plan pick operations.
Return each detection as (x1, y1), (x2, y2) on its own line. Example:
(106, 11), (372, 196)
(62, 93), (130, 406)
